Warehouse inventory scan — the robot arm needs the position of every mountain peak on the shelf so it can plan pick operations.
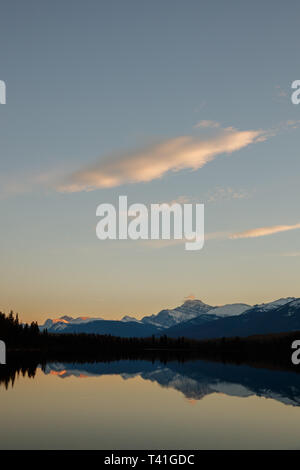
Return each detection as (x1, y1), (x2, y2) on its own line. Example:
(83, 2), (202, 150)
(59, 315), (74, 321)
(182, 299), (208, 306)
(255, 297), (296, 311)
(121, 315), (141, 323)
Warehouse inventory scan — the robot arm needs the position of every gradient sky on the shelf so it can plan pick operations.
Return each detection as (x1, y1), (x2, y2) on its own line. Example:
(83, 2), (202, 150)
(0, 0), (300, 323)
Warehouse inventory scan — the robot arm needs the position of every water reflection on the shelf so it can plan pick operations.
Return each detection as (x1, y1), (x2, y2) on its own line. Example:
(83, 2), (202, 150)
(2, 358), (300, 407)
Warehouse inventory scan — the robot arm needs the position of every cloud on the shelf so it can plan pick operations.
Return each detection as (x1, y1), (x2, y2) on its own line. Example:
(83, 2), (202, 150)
(184, 294), (196, 301)
(59, 127), (265, 192)
(284, 120), (300, 129)
(193, 120), (220, 129)
(141, 230), (229, 249)
(281, 251), (300, 257)
(262, 119), (300, 138)
(0, 169), (62, 199)
(163, 195), (191, 205)
(230, 222), (300, 239)
(142, 221), (300, 247)
(206, 186), (251, 203)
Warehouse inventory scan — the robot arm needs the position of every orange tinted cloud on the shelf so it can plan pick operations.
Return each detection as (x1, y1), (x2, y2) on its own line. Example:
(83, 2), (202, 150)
(59, 127), (265, 192)
(230, 222), (300, 239)
(194, 120), (220, 128)
(184, 294), (196, 301)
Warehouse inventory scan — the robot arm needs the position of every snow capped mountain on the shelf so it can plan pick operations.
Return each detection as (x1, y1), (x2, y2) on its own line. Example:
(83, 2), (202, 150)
(207, 303), (250, 317)
(166, 297), (300, 339)
(39, 299), (225, 332)
(40, 315), (104, 331)
(39, 296), (300, 338)
(253, 297), (296, 312)
(141, 299), (213, 329)
(59, 316), (74, 322)
(71, 316), (104, 324)
(121, 316), (142, 323)
(40, 318), (70, 332)
(140, 300), (252, 329)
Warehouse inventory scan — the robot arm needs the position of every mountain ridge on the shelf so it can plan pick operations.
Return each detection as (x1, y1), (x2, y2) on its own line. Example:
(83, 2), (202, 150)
(39, 296), (299, 339)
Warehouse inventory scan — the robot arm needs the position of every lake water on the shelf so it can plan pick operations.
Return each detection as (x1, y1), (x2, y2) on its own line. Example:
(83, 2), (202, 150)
(1, 359), (300, 449)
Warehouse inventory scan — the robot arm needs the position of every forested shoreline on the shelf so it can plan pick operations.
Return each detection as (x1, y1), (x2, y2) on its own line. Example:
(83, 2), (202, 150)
(1, 311), (300, 374)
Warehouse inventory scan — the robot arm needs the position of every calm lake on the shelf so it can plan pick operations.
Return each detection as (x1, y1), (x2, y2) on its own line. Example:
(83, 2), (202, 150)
(1, 359), (300, 449)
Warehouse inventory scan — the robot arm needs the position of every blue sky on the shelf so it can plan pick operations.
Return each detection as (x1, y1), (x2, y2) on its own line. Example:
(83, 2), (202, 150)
(0, 0), (300, 322)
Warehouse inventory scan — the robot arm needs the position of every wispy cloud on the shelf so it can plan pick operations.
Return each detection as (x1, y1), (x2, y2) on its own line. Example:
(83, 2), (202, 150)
(206, 186), (251, 203)
(193, 120), (220, 129)
(142, 230), (229, 249)
(230, 222), (300, 239)
(280, 251), (300, 257)
(59, 126), (266, 192)
(161, 195), (191, 205)
(0, 169), (62, 199)
(265, 119), (300, 136)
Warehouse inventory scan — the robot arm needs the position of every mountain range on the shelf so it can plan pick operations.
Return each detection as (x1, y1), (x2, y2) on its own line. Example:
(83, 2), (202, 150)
(39, 296), (300, 339)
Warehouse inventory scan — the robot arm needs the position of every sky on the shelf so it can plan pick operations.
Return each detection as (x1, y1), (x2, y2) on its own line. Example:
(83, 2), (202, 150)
(0, 0), (300, 323)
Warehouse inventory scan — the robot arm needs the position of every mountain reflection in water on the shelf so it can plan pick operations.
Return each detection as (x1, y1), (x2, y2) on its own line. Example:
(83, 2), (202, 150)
(2, 359), (300, 407)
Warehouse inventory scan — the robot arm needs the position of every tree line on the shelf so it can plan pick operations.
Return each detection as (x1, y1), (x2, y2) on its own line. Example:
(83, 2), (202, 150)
(1, 310), (300, 374)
